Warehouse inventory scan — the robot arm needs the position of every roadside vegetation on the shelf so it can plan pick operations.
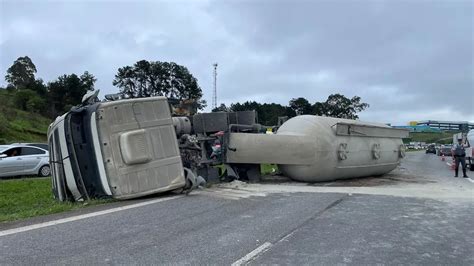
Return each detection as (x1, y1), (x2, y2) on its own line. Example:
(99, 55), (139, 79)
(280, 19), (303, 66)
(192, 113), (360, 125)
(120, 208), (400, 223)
(404, 131), (458, 145)
(261, 164), (278, 175)
(0, 177), (111, 223)
(0, 90), (51, 144)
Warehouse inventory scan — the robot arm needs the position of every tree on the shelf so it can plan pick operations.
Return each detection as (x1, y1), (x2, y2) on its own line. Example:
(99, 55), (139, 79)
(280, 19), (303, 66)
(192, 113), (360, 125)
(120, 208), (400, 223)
(230, 101), (261, 112)
(80, 71), (96, 92)
(5, 56), (37, 90)
(312, 93), (369, 119)
(258, 103), (296, 125)
(212, 103), (229, 112)
(230, 101), (296, 125)
(113, 60), (205, 109)
(289, 97), (312, 115)
(29, 79), (47, 96)
(47, 72), (96, 117)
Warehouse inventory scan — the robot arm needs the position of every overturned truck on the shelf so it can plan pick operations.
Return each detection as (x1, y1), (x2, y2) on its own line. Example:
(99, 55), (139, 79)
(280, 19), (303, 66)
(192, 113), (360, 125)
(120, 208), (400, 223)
(48, 95), (408, 201)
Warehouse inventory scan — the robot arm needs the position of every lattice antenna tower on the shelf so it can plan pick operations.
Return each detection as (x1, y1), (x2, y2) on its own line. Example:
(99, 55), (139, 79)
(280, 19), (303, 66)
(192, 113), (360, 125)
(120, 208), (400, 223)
(212, 63), (218, 110)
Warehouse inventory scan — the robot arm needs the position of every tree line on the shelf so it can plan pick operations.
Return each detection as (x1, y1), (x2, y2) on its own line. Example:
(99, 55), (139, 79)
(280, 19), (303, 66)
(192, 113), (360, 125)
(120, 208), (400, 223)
(2, 56), (96, 118)
(1, 57), (206, 118)
(2, 56), (369, 125)
(212, 95), (369, 126)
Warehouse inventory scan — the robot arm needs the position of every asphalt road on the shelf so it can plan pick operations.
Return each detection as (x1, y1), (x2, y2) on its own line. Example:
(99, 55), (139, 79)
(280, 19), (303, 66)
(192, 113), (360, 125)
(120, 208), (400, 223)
(1, 151), (473, 265)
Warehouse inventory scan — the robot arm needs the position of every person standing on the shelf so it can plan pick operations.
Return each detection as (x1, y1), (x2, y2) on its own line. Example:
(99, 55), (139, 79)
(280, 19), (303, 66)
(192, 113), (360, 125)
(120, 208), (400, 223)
(452, 137), (469, 178)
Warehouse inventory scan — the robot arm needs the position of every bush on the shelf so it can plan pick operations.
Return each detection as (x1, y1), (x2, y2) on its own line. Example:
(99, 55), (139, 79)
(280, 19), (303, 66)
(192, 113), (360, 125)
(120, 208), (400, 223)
(26, 95), (46, 113)
(14, 89), (35, 110)
(0, 114), (7, 136)
(13, 89), (45, 113)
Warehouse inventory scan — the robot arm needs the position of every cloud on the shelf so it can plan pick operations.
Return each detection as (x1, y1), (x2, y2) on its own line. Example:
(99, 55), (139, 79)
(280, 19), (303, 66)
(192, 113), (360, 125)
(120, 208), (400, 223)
(0, 0), (472, 125)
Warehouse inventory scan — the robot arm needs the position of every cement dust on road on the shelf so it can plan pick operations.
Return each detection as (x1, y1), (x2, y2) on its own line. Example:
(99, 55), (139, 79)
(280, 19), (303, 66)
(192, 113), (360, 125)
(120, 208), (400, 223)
(218, 151), (473, 202)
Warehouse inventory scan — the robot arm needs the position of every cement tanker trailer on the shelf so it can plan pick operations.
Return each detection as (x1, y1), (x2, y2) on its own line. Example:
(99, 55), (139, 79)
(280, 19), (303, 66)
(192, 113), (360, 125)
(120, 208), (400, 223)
(226, 115), (409, 182)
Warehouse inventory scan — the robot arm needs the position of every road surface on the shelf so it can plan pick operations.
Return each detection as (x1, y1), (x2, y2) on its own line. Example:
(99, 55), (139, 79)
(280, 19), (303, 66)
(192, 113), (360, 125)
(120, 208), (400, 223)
(1, 151), (473, 265)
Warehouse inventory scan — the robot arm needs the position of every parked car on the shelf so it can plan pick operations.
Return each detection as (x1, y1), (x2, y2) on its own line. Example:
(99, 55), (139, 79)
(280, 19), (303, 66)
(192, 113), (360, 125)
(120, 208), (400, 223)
(426, 144), (436, 154)
(0, 145), (11, 151)
(0, 144), (50, 177)
(11, 143), (49, 151)
(437, 145), (453, 156)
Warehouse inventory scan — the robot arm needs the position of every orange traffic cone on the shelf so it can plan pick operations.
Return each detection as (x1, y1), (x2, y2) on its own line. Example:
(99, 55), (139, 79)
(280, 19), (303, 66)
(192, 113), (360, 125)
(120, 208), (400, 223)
(441, 155), (445, 161)
(451, 159), (456, 170)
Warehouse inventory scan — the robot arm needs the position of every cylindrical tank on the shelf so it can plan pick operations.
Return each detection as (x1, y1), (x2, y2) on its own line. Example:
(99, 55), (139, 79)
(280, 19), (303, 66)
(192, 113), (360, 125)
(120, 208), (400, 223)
(173, 117), (192, 136)
(276, 115), (405, 182)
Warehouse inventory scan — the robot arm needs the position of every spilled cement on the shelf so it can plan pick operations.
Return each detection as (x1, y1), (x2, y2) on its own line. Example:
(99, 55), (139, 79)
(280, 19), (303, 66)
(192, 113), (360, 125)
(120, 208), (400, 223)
(215, 151), (474, 202)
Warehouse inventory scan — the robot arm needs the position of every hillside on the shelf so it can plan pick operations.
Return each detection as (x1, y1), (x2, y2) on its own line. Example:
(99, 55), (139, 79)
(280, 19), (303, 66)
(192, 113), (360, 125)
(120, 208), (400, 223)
(404, 131), (459, 145)
(0, 90), (52, 144)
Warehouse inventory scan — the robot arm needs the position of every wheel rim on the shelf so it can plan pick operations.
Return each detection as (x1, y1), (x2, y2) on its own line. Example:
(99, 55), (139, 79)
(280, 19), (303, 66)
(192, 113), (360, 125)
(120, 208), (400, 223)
(41, 166), (51, 176)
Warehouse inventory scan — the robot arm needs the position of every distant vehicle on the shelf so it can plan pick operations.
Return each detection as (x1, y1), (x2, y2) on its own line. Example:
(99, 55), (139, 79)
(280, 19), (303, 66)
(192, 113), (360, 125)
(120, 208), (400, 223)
(468, 130), (474, 146)
(465, 130), (473, 171)
(426, 144), (436, 154)
(0, 144), (50, 178)
(437, 145), (453, 156)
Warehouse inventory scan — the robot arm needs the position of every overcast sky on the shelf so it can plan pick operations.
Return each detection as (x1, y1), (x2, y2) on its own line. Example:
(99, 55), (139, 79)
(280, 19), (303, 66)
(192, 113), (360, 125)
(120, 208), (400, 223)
(1, 0), (472, 125)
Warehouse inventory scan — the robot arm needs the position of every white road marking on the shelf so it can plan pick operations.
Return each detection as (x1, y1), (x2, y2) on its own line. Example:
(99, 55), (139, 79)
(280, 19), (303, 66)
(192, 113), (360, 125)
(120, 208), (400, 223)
(467, 178), (474, 183)
(232, 242), (273, 266)
(0, 195), (183, 237)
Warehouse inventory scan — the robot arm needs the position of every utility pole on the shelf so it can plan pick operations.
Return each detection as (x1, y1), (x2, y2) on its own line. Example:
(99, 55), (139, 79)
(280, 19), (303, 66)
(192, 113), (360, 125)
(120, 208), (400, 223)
(212, 63), (218, 110)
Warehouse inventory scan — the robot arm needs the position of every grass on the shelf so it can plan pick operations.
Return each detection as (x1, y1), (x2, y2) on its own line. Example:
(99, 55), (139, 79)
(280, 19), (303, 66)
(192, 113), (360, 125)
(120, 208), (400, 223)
(0, 89), (51, 144)
(0, 90), (99, 222)
(261, 164), (278, 175)
(0, 177), (111, 223)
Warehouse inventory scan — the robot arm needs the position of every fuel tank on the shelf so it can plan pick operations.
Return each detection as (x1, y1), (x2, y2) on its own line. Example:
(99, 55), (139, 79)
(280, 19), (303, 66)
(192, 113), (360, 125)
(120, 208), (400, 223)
(276, 115), (408, 182)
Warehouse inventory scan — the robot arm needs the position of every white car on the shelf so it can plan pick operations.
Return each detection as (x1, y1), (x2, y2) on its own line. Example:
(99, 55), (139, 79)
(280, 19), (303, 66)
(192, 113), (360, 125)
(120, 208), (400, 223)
(0, 144), (50, 177)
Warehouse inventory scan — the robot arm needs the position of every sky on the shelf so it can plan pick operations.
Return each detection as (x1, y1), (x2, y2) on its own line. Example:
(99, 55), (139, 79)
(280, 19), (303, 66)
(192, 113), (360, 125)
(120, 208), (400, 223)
(0, 0), (473, 125)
